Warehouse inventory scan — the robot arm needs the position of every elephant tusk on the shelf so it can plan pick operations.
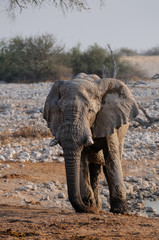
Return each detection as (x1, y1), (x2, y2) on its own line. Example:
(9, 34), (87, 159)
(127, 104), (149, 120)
(49, 138), (59, 147)
(85, 136), (94, 146)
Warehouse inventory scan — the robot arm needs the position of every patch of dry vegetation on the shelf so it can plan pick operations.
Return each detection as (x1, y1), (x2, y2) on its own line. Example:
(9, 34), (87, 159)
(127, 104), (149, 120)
(0, 126), (52, 145)
(120, 55), (159, 78)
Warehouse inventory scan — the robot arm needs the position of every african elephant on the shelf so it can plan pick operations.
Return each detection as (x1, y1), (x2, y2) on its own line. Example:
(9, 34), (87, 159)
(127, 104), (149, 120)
(43, 73), (139, 214)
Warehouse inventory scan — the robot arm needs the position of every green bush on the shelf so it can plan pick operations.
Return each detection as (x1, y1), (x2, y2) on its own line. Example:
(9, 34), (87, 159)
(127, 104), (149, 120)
(0, 35), (72, 83)
(117, 60), (146, 82)
(0, 35), (146, 83)
(69, 43), (108, 77)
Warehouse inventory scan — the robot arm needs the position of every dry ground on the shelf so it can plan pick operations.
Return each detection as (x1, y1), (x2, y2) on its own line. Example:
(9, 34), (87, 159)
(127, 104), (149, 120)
(0, 158), (158, 240)
(0, 57), (159, 239)
(0, 204), (159, 240)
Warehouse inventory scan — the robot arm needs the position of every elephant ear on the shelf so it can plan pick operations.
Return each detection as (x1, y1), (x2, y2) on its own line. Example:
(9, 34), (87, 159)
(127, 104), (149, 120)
(92, 78), (139, 138)
(43, 80), (64, 136)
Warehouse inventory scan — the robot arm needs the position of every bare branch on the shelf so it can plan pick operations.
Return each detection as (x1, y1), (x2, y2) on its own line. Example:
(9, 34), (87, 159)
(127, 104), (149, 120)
(134, 117), (159, 127)
(133, 102), (159, 127)
(152, 73), (159, 80)
(107, 44), (119, 78)
(4, 0), (104, 14)
(137, 102), (153, 121)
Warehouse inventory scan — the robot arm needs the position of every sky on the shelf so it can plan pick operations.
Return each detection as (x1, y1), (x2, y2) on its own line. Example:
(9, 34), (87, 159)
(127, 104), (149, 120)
(0, 0), (159, 52)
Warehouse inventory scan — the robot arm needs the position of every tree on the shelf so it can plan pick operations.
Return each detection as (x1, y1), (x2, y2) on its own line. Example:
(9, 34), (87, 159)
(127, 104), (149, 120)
(0, 34), (72, 82)
(143, 46), (159, 56)
(84, 43), (106, 76)
(69, 44), (87, 74)
(4, 0), (104, 14)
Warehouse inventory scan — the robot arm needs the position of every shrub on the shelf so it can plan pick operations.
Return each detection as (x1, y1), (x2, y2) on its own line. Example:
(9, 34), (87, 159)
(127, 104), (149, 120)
(143, 46), (159, 56)
(117, 60), (147, 82)
(118, 47), (138, 56)
(0, 126), (52, 145)
(0, 35), (72, 83)
(0, 36), (147, 83)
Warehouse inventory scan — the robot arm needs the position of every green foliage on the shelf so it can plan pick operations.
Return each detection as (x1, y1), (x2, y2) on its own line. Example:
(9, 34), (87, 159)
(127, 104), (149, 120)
(85, 44), (107, 76)
(69, 44), (88, 74)
(69, 43), (107, 77)
(117, 60), (146, 81)
(0, 35), (72, 82)
(0, 35), (146, 83)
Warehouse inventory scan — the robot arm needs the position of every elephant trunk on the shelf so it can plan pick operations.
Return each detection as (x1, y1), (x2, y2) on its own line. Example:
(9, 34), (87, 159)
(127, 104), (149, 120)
(59, 107), (96, 213)
(62, 141), (96, 213)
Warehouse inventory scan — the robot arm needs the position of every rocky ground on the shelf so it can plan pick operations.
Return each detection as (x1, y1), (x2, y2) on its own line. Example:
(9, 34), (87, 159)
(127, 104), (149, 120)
(0, 79), (159, 239)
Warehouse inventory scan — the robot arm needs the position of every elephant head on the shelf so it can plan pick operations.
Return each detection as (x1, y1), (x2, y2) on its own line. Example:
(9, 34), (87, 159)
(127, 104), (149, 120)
(43, 73), (138, 213)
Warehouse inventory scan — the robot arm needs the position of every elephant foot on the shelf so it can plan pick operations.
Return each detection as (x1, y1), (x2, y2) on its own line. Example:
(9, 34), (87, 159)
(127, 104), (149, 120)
(75, 206), (99, 214)
(82, 196), (96, 208)
(110, 198), (129, 214)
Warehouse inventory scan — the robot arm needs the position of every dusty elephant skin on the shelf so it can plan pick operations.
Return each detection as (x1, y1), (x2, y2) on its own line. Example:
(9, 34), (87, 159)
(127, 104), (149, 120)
(43, 73), (139, 214)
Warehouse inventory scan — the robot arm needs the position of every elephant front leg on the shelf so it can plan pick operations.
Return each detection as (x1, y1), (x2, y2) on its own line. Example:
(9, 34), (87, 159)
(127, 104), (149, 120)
(103, 132), (128, 214)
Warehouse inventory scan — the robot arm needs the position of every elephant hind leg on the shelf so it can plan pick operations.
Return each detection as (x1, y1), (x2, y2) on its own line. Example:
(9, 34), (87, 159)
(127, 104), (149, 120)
(80, 150), (96, 207)
(88, 149), (105, 209)
(89, 163), (102, 209)
(80, 149), (103, 209)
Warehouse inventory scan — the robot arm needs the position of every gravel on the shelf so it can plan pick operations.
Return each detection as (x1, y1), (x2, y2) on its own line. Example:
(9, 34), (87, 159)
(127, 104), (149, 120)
(0, 79), (159, 217)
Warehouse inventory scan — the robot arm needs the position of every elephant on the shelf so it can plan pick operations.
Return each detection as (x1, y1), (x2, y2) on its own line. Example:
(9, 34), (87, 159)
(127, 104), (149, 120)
(43, 73), (139, 214)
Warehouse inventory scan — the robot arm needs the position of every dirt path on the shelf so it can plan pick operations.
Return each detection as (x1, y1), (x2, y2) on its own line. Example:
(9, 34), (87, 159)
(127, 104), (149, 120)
(0, 161), (158, 240)
(0, 205), (159, 240)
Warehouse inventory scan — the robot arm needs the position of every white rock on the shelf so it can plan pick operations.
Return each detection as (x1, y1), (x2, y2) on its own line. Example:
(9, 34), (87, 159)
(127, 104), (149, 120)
(19, 159), (27, 163)
(40, 195), (50, 201)
(20, 184), (37, 191)
(57, 149), (63, 156)
(8, 149), (16, 155)
(41, 158), (51, 163)
(101, 189), (109, 197)
(126, 184), (134, 194)
(13, 191), (23, 198)
(145, 206), (157, 213)
(141, 181), (149, 189)
(58, 192), (65, 199)
(5, 144), (11, 149)
(18, 152), (30, 161)
(2, 164), (10, 169)
(31, 151), (42, 159)
(45, 182), (57, 191)
(30, 159), (38, 163)
(20, 164), (25, 167)
(133, 185), (139, 192)
(102, 201), (110, 209)
(5, 154), (14, 160)
(41, 154), (50, 161)
(56, 157), (64, 163)
(135, 212), (148, 217)
(0, 155), (5, 161)
(62, 183), (67, 189)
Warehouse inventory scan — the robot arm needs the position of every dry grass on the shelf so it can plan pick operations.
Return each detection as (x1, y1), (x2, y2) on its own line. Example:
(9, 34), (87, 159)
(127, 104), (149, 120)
(0, 126), (52, 145)
(120, 55), (159, 78)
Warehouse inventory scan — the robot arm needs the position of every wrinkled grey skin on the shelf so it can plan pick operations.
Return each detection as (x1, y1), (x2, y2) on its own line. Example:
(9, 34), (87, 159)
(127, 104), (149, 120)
(43, 73), (139, 214)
